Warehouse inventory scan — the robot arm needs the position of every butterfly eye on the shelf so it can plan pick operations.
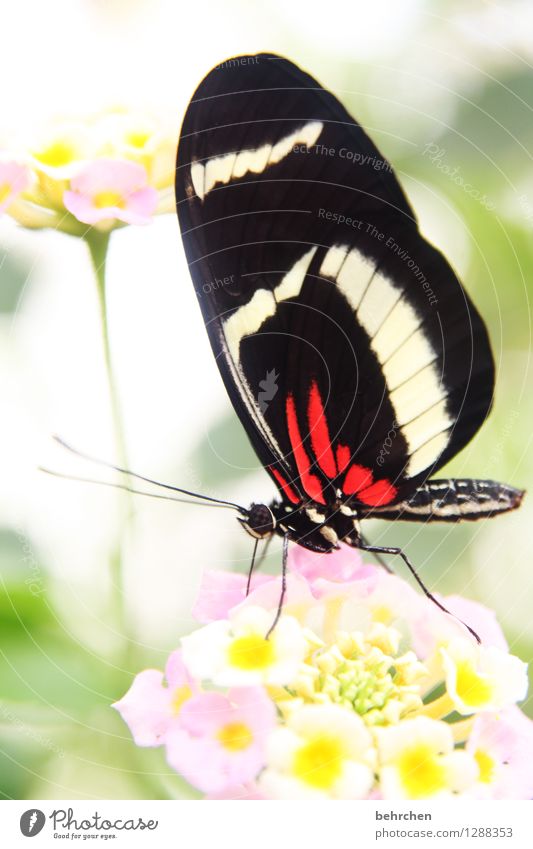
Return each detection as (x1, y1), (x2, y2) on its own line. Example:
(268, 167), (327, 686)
(241, 503), (276, 539)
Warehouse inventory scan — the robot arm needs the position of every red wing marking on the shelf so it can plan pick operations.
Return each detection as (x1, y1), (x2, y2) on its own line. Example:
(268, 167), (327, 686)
(342, 464), (373, 495)
(358, 479), (398, 506)
(307, 380), (337, 478)
(286, 394), (326, 504)
(336, 444), (351, 474)
(269, 467), (300, 505)
(286, 383), (397, 508)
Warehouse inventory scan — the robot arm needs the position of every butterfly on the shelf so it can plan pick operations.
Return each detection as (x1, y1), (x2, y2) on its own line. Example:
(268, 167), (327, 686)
(174, 53), (523, 633)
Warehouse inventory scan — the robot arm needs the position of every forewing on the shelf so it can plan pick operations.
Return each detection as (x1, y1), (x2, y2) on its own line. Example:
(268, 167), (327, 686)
(175, 53), (494, 507)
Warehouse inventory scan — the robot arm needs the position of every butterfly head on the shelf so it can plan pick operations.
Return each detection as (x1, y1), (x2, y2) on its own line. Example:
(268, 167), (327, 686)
(239, 502), (277, 539)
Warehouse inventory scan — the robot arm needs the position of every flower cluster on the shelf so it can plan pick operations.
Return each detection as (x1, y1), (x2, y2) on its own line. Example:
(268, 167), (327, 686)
(0, 110), (175, 234)
(114, 546), (532, 799)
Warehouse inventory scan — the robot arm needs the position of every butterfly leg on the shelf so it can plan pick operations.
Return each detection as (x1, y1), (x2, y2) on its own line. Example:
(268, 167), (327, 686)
(246, 538), (260, 596)
(246, 534), (274, 596)
(359, 534), (392, 573)
(359, 542), (481, 644)
(265, 534), (289, 639)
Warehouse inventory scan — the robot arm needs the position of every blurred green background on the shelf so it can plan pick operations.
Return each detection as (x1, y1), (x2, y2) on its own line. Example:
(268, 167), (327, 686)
(1, 0), (532, 799)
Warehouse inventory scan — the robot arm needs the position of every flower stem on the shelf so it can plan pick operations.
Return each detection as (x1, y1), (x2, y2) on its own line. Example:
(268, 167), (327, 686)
(85, 230), (128, 468)
(85, 229), (131, 657)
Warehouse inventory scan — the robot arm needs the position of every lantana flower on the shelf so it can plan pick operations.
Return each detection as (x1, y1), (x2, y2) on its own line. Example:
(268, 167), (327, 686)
(412, 593), (510, 658)
(0, 160), (31, 214)
(259, 704), (375, 799)
(112, 649), (197, 746)
(165, 688), (276, 794)
(64, 159), (157, 228)
(1, 109), (175, 234)
(94, 111), (176, 192)
(376, 716), (479, 799)
(181, 605), (309, 687)
(29, 122), (94, 180)
(114, 545), (532, 800)
(440, 639), (528, 715)
(466, 707), (533, 799)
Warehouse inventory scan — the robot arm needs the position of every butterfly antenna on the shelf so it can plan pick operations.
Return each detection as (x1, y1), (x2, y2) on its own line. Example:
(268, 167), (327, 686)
(51, 435), (247, 514)
(39, 467), (241, 510)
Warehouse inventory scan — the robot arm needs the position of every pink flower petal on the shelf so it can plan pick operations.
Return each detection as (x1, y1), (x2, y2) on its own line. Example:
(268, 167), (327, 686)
(165, 648), (195, 689)
(442, 595), (508, 650)
(309, 570), (379, 602)
(166, 728), (229, 794)
(71, 158), (147, 194)
(467, 707), (533, 799)
(112, 669), (174, 747)
(193, 547), (382, 624)
(113, 649), (198, 747)
(166, 688), (275, 794)
(412, 593), (508, 659)
(228, 687), (277, 734)
(63, 158), (157, 225)
(180, 688), (276, 739)
(242, 572), (316, 611)
(288, 543), (380, 600)
(206, 782), (266, 800)
(180, 692), (233, 736)
(0, 160), (31, 214)
(192, 569), (271, 623)
(289, 542), (369, 583)
(121, 185), (158, 223)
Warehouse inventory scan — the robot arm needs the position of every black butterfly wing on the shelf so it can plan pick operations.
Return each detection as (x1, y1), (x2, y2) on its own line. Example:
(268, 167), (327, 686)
(175, 53), (494, 509)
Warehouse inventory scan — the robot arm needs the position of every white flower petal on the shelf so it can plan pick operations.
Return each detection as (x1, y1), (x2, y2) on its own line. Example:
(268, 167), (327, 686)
(291, 704), (372, 758)
(261, 704), (376, 800)
(264, 727), (301, 771)
(259, 770), (329, 800)
(442, 750), (480, 793)
(181, 620), (232, 679)
(181, 607), (308, 687)
(441, 640), (528, 714)
(376, 716), (453, 762)
(335, 761), (374, 799)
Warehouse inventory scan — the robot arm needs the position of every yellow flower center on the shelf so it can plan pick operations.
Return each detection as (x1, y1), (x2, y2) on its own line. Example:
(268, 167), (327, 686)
(217, 722), (254, 752)
(372, 605), (393, 625)
(93, 191), (125, 209)
(125, 130), (151, 149)
(34, 140), (78, 168)
(170, 685), (192, 715)
(0, 183), (12, 204)
(474, 748), (496, 784)
(397, 743), (447, 798)
(293, 736), (344, 789)
(455, 661), (494, 708)
(227, 634), (275, 670)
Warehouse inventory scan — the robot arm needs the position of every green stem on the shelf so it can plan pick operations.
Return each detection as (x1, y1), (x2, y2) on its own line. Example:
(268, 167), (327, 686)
(83, 234), (171, 799)
(85, 231), (128, 468)
(85, 229), (132, 661)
